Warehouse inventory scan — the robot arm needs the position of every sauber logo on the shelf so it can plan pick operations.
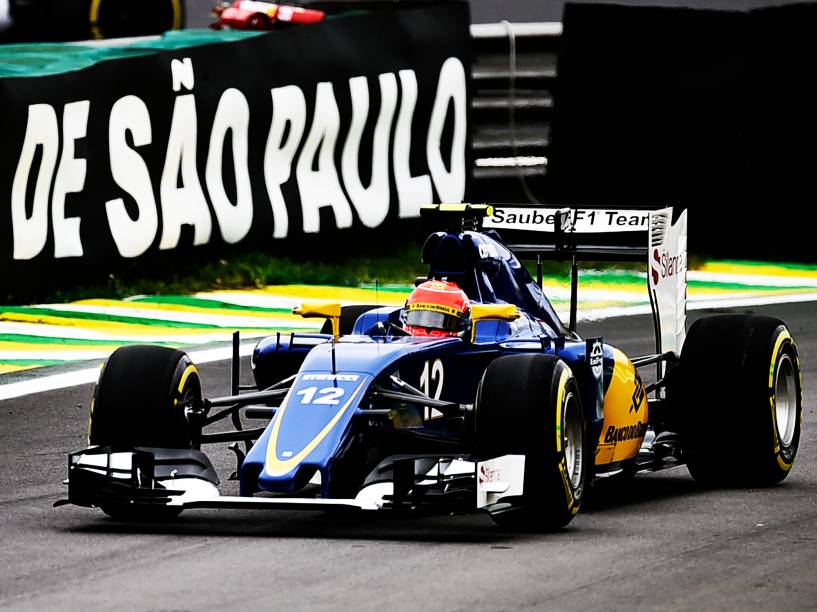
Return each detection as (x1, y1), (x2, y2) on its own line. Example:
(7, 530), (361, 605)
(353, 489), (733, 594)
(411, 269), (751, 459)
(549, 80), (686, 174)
(478, 464), (501, 486)
(651, 248), (686, 286)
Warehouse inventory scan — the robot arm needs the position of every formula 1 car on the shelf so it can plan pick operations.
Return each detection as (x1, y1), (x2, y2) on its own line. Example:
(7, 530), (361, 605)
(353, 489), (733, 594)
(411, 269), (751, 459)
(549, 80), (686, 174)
(211, 1), (325, 31)
(57, 204), (803, 530)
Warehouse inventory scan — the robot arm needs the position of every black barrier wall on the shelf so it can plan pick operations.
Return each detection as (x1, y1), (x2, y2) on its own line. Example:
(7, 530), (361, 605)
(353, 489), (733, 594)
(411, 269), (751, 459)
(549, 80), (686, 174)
(549, 2), (817, 259)
(1, 2), (471, 292)
(4, 0), (183, 42)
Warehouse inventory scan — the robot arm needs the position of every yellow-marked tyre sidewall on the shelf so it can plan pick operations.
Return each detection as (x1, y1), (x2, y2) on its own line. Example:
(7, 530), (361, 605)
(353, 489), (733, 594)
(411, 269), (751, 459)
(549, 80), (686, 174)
(765, 330), (802, 481)
(551, 362), (584, 518)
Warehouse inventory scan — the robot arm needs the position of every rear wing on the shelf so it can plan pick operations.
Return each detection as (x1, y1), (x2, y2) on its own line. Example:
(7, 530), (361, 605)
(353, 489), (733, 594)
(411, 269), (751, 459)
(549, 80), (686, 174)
(422, 203), (688, 357)
(487, 204), (687, 358)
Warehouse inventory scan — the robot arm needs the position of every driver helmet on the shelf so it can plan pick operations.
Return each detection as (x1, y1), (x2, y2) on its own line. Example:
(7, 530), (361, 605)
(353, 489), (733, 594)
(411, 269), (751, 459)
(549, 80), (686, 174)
(404, 280), (471, 337)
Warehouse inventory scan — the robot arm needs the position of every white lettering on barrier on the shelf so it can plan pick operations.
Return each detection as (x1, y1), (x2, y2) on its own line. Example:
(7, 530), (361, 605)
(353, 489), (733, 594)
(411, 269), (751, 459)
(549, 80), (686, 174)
(264, 84), (306, 239)
(206, 88), (254, 245)
(170, 57), (194, 93)
(296, 81), (354, 234)
(342, 73), (397, 229)
(8, 56), (468, 260)
(11, 104), (59, 260)
(394, 69), (433, 219)
(426, 57), (467, 203)
(159, 92), (212, 249)
(106, 96), (158, 258)
(52, 100), (90, 258)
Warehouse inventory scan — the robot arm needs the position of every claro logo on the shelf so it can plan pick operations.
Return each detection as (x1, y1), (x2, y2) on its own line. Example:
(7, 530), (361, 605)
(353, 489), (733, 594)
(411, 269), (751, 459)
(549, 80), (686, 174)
(651, 248), (686, 285)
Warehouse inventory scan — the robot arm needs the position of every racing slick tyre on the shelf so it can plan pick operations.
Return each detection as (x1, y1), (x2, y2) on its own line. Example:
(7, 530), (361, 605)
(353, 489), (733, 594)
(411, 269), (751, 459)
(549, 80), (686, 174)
(475, 354), (586, 530)
(320, 304), (380, 335)
(89, 345), (202, 450)
(675, 315), (802, 487)
(88, 345), (203, 520)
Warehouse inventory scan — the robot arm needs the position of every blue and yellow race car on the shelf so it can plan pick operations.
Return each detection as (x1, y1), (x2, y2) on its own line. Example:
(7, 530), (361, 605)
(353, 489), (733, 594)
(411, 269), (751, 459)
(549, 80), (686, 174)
(58, 204), (803, 530)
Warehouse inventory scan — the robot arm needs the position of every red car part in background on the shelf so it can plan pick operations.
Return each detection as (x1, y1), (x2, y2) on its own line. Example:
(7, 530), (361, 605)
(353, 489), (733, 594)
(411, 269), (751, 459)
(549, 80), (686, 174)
(212, 1), (325, 30)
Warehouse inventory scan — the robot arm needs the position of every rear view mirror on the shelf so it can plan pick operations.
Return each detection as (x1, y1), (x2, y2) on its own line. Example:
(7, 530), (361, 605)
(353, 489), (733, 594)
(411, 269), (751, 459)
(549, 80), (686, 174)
(293, 302), (341, 339)
(470, 304), (520, 342)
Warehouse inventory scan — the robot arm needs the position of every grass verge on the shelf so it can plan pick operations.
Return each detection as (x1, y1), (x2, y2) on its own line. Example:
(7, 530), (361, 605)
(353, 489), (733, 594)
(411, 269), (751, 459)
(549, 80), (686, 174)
(9, 237), (664, 305)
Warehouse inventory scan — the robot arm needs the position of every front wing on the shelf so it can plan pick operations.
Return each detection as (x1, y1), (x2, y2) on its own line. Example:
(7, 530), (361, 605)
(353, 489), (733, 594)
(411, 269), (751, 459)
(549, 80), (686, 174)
(56, 446), (525, 516)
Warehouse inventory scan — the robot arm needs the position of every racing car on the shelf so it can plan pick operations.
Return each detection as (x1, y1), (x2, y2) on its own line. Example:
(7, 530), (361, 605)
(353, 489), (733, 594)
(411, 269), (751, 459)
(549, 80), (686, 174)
(211, 1), (325, 31)
(57, 204), (803, 530)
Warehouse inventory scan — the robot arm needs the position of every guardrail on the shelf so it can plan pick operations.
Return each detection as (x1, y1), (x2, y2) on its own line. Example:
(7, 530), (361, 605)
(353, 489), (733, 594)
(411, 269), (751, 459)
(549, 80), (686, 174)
(469, 22), (560, 204)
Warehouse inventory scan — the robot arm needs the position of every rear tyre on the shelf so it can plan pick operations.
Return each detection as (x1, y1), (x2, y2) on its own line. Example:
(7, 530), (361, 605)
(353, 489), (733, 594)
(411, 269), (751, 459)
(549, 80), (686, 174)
(675, 315), (802, 486)
(89, 345), (203, 520)
(475, 354), (586, 530)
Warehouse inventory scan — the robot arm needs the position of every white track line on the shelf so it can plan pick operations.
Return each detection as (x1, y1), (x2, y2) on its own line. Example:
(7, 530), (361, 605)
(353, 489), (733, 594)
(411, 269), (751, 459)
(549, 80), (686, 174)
(0, 343), (256, 402)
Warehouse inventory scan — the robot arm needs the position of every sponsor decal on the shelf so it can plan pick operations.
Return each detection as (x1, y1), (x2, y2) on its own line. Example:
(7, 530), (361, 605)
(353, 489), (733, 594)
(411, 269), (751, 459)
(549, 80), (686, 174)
(603, 422), (648, 444)
(485, 207), (650, 234)
(651, 247), (687, 286)
(630, 371), (645, 414)
(478, 464), (501, 486)
(475, 455), (525, 508)
(590, 339), (604, 379)
(302, 373), (359, 382)
(558, 458), (575, 508)
(477, 242), (499, 259)
(407, 302), (461, 316)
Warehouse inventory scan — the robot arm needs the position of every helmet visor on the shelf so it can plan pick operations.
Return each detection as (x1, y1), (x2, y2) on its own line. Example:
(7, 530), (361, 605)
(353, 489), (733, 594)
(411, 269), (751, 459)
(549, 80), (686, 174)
(405, 309), (464, 332)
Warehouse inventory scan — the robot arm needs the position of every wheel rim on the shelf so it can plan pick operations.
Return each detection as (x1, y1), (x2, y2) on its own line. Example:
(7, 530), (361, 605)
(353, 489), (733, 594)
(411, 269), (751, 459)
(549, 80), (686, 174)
(563, 391), (583, 489)
(250, 15), (268, 29)
(775, 353), (797, 447)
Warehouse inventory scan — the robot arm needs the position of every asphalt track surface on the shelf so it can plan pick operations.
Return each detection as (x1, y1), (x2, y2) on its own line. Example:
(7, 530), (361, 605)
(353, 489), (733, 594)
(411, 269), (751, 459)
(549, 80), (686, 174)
(0, 300), (813, 611)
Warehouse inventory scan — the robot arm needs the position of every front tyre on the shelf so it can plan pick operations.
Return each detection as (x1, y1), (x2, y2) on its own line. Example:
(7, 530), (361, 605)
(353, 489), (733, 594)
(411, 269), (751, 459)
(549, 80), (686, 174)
(89, 345), (202, 450)
(475, 354), (586, 530)
(676, 315), (803, 486)
(88, 345), (203, 520)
